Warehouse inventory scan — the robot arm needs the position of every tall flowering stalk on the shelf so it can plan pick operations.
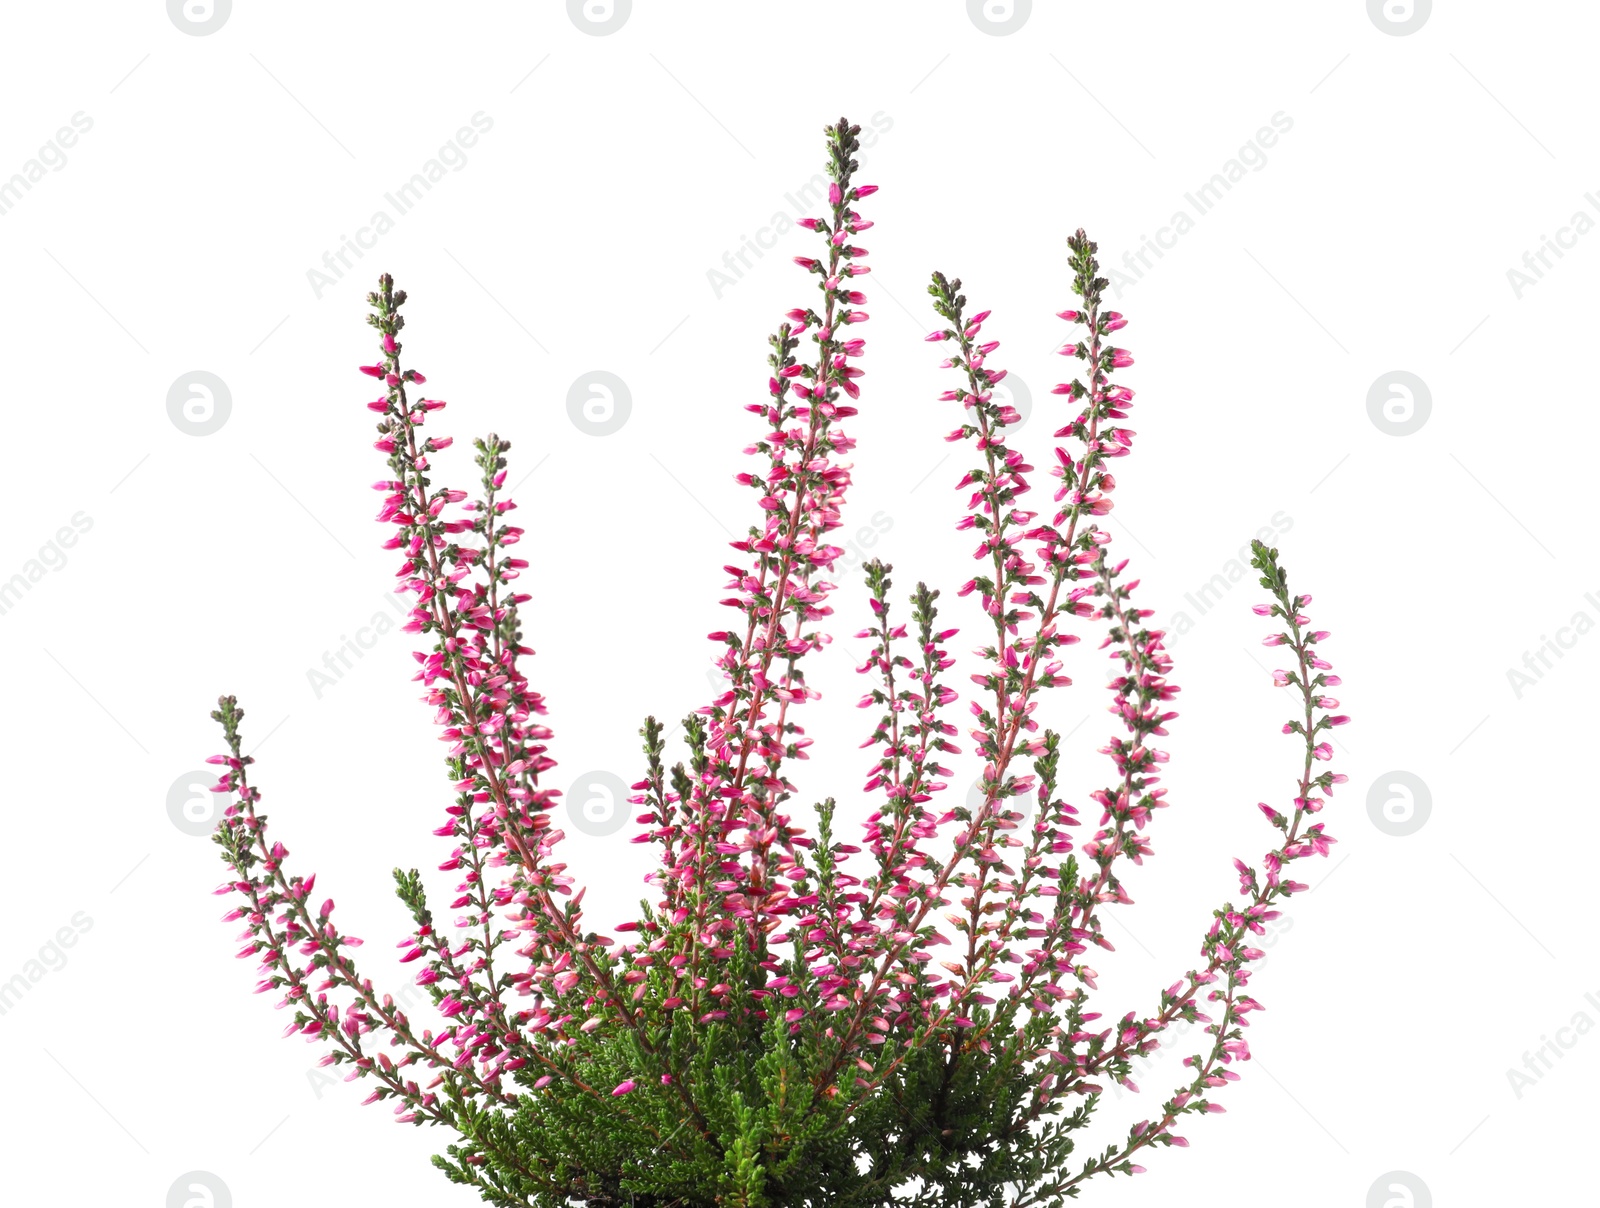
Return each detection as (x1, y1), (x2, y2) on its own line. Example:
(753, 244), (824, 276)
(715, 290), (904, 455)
(207, 121), (1349, 1207)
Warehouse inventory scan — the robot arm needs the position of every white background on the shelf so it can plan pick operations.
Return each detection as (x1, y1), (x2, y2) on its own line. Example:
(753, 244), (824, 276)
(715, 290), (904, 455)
(0, 2), (1592, 1205)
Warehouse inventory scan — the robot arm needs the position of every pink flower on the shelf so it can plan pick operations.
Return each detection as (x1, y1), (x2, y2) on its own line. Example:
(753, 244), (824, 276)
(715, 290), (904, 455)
(202, 164), (1351, 1199)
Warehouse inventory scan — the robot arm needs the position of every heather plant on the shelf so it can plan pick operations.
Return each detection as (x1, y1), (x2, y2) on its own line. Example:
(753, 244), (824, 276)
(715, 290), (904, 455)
(206, 117), (1349, 1206)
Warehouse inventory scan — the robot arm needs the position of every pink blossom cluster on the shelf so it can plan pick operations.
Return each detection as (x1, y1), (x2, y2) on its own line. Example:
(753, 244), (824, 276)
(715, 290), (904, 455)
(206, 122), (1349, 1201)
